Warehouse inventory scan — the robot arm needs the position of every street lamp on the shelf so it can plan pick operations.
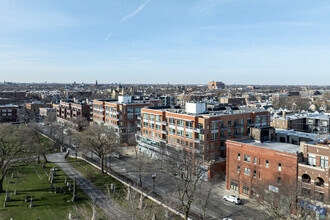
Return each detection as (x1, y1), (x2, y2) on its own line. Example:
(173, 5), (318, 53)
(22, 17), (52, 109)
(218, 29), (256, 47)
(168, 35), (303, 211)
(152, 173), (157, 191)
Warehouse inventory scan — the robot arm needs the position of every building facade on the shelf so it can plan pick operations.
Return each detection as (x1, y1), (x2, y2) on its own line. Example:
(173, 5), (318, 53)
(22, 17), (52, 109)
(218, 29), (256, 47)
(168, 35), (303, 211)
(0, 104), (19, 122)
(26, 102), (53, 115)
(93, 96), (162, 137)
(298, 140), (330, 217)
(137, 102), (270, 179)
(56, 99), (92, 124)
(208, 81), (225, 90)
(226, 138), (300, 199)
(306, 113), (330, 135)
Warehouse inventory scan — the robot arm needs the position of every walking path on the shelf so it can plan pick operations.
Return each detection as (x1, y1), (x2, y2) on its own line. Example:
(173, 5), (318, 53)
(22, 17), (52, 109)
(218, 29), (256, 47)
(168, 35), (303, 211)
(48, 152), (129, 219)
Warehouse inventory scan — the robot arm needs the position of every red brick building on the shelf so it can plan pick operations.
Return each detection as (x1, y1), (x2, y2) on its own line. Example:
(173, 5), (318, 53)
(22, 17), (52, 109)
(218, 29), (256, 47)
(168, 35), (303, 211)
(93, 96), (162, 138)
(0, 104), (19, 122)
(137, 102), (270, 179)
(56, 99), (92, 124)
(226, 135), (300, 198)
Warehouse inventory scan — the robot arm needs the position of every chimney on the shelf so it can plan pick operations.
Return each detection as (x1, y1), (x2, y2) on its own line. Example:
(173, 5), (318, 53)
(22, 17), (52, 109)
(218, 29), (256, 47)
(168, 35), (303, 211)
(282, 111), (286, 118)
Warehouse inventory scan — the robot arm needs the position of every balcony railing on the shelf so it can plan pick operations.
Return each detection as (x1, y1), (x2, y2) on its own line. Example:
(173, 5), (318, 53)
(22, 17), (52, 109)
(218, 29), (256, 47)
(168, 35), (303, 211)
(194, 128), (204, 133)
(193, 139), (204, 144)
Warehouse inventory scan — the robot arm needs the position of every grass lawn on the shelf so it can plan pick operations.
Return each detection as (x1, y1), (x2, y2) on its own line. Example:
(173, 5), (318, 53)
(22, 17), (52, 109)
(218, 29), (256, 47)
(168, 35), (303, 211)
(68, 158), (181, 219)
(0, 162), (90, 220)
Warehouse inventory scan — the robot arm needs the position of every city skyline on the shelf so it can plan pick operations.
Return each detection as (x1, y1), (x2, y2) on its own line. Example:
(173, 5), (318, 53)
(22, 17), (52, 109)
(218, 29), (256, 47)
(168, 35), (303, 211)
(1, 0), (330, 85)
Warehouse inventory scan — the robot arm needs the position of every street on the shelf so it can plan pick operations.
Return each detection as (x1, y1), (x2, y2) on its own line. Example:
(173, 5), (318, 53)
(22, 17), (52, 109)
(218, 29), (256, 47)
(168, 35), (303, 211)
(39, 123), (270, 219)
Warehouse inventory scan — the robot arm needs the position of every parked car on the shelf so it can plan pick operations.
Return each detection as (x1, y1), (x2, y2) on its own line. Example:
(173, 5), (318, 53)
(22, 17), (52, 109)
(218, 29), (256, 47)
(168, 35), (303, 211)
(113, 153), (121, 158)
(223, 195), (242, 205)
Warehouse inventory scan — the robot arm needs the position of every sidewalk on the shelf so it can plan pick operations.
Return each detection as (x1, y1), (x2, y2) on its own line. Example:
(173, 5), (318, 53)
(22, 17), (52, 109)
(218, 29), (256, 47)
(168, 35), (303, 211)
(48, 152), (129, 219)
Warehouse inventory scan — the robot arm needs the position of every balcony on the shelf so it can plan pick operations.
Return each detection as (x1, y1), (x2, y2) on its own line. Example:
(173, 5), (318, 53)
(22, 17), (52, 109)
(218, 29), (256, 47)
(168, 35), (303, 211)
(193, 139), (204, 144)
(194, 128), (204, 133)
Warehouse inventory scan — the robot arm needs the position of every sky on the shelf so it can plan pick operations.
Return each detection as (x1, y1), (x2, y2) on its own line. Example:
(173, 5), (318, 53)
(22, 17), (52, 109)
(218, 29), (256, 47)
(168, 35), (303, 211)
(0, 0), (330, 85)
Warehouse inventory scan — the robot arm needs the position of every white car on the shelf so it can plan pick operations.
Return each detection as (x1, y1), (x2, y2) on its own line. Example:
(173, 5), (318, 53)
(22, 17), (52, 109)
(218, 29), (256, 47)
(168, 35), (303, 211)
(223, 195), (242, 205)
(113, 153), (121, 159)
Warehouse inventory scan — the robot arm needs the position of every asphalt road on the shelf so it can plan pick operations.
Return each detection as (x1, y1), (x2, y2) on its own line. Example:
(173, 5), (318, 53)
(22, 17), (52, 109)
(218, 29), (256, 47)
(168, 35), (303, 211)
(38, 123), (270, 220)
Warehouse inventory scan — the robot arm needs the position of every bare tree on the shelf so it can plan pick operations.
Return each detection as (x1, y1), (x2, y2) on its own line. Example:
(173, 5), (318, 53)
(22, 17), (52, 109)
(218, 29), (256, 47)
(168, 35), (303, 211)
(196, 175), (220, 219)
(0, 124), (33, 193)
(74, 125), (120, 174)
(135, 153), (151, 187)
(163, 148), (205, 220)
(70, 116), (89, 132)
(252, 178), (314, 220)
(29, 127), (59, 168)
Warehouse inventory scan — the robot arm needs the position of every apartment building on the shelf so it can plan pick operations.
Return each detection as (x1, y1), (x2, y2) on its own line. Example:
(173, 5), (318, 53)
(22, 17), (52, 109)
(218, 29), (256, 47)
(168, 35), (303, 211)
(0, 104), (19, 122)
(271, 112), (307, 132)
(137, 102), (270, 179)
(93, 96), (162, 137)
(226, 130), (300, 199)
(40, 107), (56, 118)
(275, 129), (325, 145)
(26, 102), (53, 115)
(306, 113), (330, 135)
(208, 81), (225, 90)
(298, 140), (330, 217)
(56, 99), (92, 124)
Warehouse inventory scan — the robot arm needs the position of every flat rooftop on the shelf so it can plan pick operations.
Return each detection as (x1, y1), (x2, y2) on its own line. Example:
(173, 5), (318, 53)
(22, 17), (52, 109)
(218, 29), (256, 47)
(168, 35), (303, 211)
(236, 139), (300, 154)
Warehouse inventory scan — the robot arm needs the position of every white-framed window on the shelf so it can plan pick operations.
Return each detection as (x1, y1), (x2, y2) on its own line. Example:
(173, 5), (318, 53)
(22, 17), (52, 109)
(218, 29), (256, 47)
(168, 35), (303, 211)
(237, 166), (240, 173)
(278, 163), (282, 171)
(238, 153), (241, 160)
(254, 157), (257, 165)
(253, 170), (256, 178)
(8, 109), (12, 112)
(265, 160), (269, 168)
(320, 156), (328, 168)
(244, 167), (251, 176)
(308, 155), (316, 166)
(244, 155), (251, 162)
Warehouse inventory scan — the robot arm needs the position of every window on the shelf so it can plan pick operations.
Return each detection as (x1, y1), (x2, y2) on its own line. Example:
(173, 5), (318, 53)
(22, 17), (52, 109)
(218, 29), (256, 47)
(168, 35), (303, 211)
(320, 156), (328, 168)
(243, 186), (249, 195)
(228, 120), (232, 127)
(237, 166), (240, 173)
(277, 177), (281, 185)
(265, 160), (269, 168)
(237, 153), (241, 160)
(8, 109), (12, 112)
(278, 163), (282, 171)
(8, 113), (12, 116)
(244, 155), (251, 162)
(244, 167), (251, 176)
(230, 181), (239, 192)
(253, 157), (257, 165)
(253, 170), (256, 178)
(228, 130), (232, 137)
(308, 155), (316, 166)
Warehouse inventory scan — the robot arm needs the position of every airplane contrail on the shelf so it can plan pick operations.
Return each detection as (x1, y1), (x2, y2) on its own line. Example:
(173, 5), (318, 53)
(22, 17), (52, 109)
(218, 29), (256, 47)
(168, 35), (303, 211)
(105, 0), (151, 40)
(105, 32), (112, 41)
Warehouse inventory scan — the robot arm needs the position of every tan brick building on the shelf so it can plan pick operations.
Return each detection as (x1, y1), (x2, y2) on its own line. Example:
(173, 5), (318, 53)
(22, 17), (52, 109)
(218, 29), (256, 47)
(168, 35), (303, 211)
(298, 140), (330, 217)
(26, 102), (53, 115)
